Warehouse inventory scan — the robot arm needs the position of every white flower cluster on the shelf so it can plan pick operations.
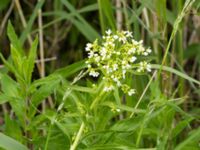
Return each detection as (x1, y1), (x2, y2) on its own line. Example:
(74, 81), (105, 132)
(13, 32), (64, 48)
(85, 29), (151, 96)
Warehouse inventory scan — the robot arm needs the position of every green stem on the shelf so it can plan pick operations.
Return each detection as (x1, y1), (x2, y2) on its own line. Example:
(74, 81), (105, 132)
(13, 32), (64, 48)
(90, 90), (105, 110)
(70, 82), (106, 149)
(44, 123), (52, 150)
(98, 0), (105, 33)
(136, 121), (145, 147)
(70, 122), (85, 150)
(157, 0), (195, 80)
(130, 71), (157, 118)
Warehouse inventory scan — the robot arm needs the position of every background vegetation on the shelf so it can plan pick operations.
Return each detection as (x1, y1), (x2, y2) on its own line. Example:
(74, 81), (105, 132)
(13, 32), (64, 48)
(0, 0), (200, 149)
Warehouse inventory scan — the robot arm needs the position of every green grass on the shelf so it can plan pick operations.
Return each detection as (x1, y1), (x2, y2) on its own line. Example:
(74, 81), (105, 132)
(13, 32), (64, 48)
(0, 0), (200, 149)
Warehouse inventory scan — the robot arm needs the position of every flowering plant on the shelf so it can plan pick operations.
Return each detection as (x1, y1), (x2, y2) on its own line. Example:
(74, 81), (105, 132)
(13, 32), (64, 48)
(85, 29), (151, 95)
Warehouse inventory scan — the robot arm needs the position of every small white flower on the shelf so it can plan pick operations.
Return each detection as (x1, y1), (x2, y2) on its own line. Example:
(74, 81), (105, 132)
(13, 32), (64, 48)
(106, 54), (111, 59)
(143, 52), (149, 56)
(85, 43), (93, 51)
(118, 36), (127, 43)
(86, 43), (92, 48)
(146, 64), (151, 72)
(122, 70), (126, 79)
(116, 81), (121, 87)
(89, 70), (99, 77)
(147, 48), (152, 53)
(112, 76), (118, 82)
(103, 65), (109, 69)
(113, 64), (118, 71)
(104, 85), (114, 92)
(116, 52), (121, 55)
(116, 108), (121, 112)
(137, 68), (141, 72)
(106, 29), (112, 35)
(87, 64), (91, 68)
(112, 77), (121, 87)
(122, 60), (127, 65)
(139, 40), (143, 44)
(88, 51), (94, 58)
(125, 64), (131, 69)
(128, 89), (135, 96)
(85, 47), (90, 51)
(113, 35), (118, 39)
(107, 67), (113, 73)
(138, 47), (145, 54)
(100, 47), (107, 56)
(124, 31), (133, 38)
(132, 39), (138, 45)
(108, 41), (113, 45)
(130, 56), (137, 63)
(128, 48), (136, 54)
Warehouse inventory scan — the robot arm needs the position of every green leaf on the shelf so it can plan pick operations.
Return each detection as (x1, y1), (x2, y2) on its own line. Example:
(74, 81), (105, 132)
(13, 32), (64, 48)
(0, 53), (24, 84)
(60, 0), (99, 41)
(31, 78), (59, 107)
(172, 118), (194, 139)
(0, 73), (26, 125)
(30, 74), (61, 89)
(7, 21), (23, 55)
(175, 128), (200, 150)
(184, 44), (200, 61)
(4, 114), (24, 143)
(155, 0), (167, 25)
(0, 93), (10, 104)
(0, 133), (28, 150)
(111, 117), (142, 131)
(0, 73), (19, 97)
(9, 97), (26, 126)
(98, 0), (116, 33)
(53, 60), (87, 78)
(29, 76), (61, 117)
(151, 64), (200, 85)
(10, 45), (23, 74)
(166, 9), (176, 25)
(19, 0), (45, 44)
(78, 3), (98, 13)
(0, 53), (18, 77)
(24, 37), (38, 83)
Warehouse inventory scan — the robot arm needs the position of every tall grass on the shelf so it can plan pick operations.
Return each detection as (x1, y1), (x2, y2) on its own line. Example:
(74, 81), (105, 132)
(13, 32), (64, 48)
(0, 0), (200, 149)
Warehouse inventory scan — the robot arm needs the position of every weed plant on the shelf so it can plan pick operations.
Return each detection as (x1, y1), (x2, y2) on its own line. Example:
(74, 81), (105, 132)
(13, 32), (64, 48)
(0, 0), (200, 150)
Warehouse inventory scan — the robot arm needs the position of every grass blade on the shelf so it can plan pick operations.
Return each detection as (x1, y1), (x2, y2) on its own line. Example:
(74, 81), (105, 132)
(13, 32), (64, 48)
(0, 133), (28, 150)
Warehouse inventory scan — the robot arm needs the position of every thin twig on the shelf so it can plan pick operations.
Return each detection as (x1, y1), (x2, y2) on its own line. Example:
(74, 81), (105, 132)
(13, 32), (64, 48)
(14, 0), (33, 44)
(158, 0), (196, 79)
(130, 71), (157, 118)
(35, 56), (57, 63)
(38, 0), (45, 78)
(116, 0), (122, 30)
(0, 0), (14, 36)
(37, 0), (47, 111)
(0, 57), (57, 69)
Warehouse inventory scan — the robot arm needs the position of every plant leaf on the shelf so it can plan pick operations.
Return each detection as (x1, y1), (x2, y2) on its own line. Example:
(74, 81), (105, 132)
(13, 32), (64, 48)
(0, 133), (28, 150)
(7, 21), (23, 55)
